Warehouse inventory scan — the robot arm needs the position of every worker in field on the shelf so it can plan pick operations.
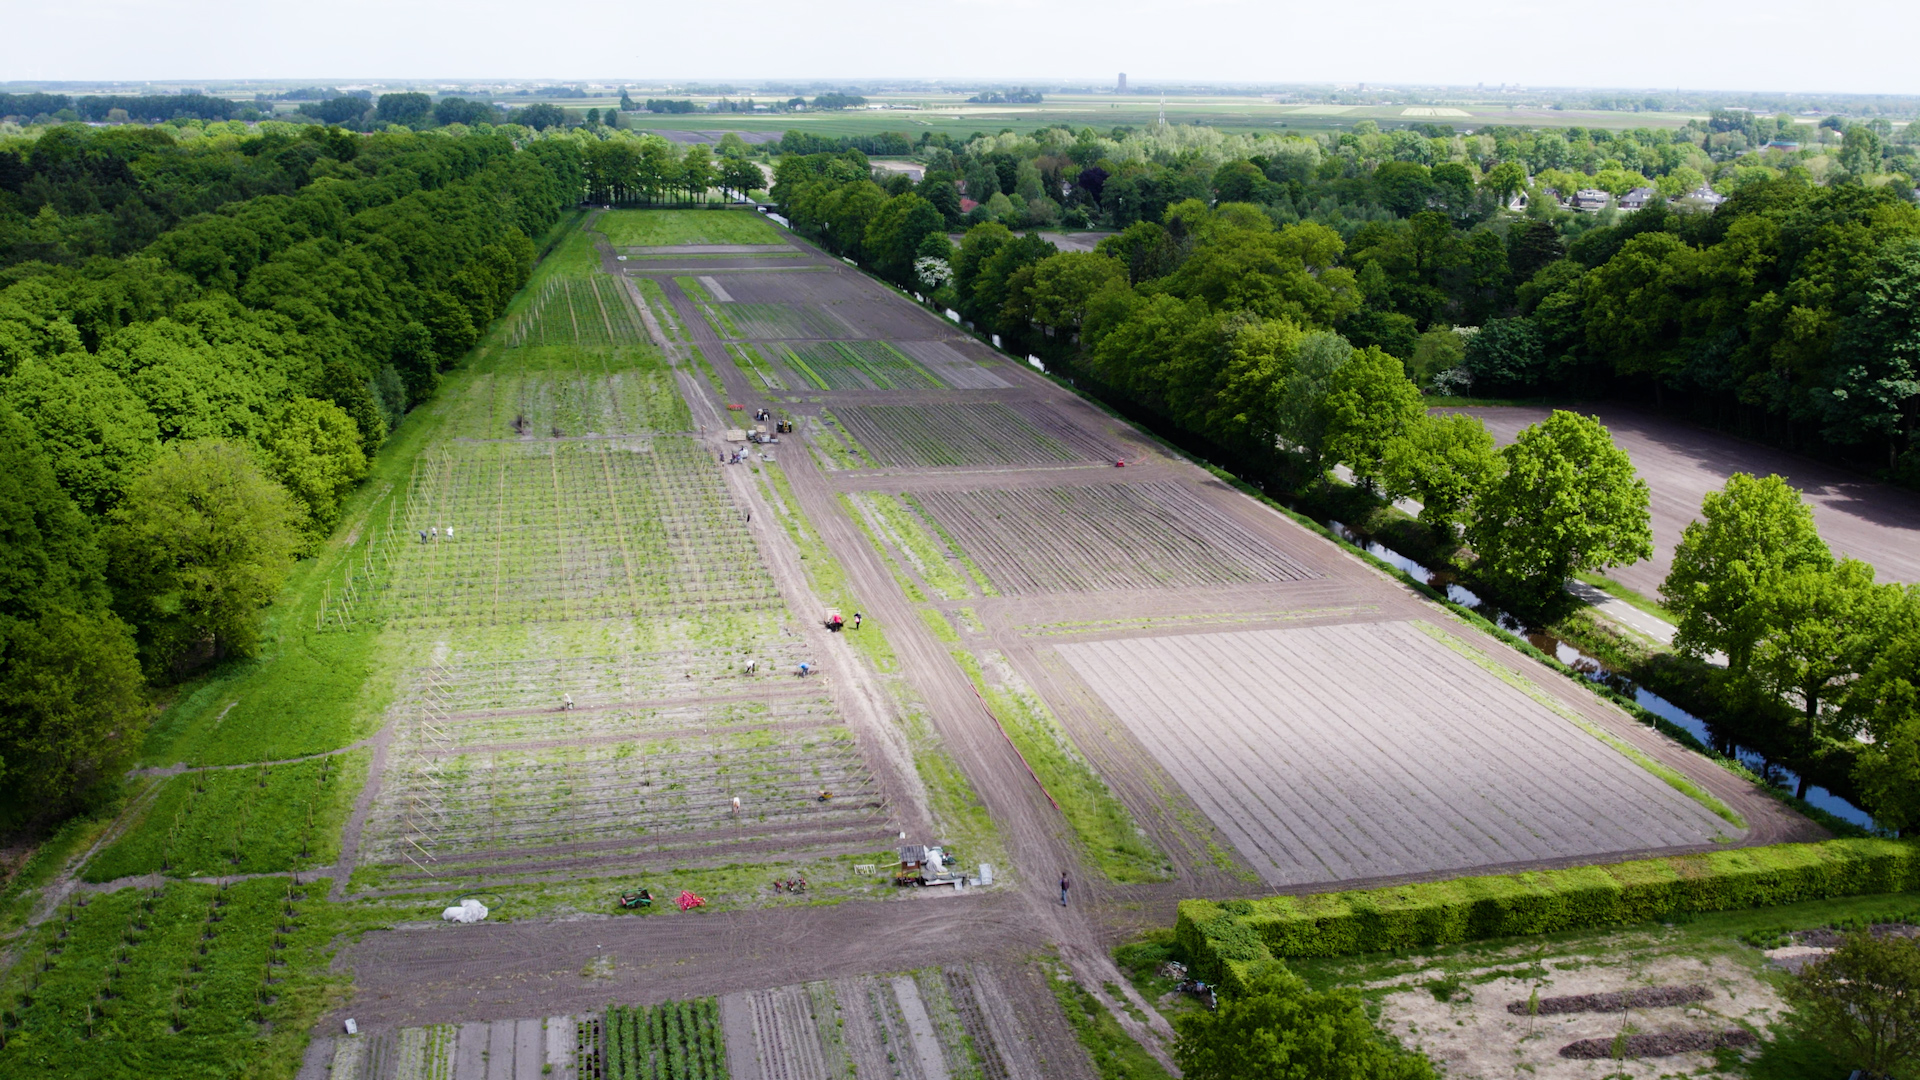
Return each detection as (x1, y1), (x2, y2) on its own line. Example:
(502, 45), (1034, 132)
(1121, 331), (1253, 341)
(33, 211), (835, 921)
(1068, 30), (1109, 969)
(1059, 872), (1070, 907)
(562, 693), (574, 711)
(852, 612), (862, 629)
(731, 796), (741, 816)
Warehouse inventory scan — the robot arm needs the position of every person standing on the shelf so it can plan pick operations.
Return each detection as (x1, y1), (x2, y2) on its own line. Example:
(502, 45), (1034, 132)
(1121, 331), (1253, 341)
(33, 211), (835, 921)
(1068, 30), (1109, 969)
(1059, 872), (1069, 907)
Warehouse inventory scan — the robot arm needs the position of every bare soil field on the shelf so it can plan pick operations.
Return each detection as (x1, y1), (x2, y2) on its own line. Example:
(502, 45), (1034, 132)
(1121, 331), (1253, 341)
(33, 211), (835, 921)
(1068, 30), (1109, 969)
(705, 272), (884, 305)
(1054, 620), (1734, 887)
(910, 481), (1320, 595)
(724, 304), (851, 340)
(1445, 404), (1920, 594)
(893, 341), (1012, 390)
(832, 403), (1115, 469)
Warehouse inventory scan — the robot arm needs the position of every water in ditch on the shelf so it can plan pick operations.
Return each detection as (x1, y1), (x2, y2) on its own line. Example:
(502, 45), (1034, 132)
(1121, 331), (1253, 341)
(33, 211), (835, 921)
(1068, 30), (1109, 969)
(1326, 520), (1879, 832)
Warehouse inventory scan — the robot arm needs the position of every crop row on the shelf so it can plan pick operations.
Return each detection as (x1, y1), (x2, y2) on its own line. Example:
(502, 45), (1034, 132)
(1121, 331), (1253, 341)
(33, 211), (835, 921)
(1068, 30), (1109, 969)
(833, 402), (1109, 469)
(508, 276), (650, 349)
(446, 366), (691, 441)
(600, 998), (728, 1080)
(325, 438), (775, 629)
(913, 481), (1317, 595)
(0, 879), (330, 1078)
(363, 729), (887, 866)
(391, 642), (812, 715)
(724, 304), (844, 340)
(84, 755), (366, 883)
(781, 341), (941, 391)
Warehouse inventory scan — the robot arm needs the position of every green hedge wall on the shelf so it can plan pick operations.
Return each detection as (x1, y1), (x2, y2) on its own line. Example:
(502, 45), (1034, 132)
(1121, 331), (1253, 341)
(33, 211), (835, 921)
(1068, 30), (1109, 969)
(1177, 839), (1920, 989)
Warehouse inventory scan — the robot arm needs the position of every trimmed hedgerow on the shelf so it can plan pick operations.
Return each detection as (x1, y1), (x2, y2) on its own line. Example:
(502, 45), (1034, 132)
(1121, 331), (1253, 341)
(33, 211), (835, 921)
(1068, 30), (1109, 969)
(1177, 838), (1920, 989)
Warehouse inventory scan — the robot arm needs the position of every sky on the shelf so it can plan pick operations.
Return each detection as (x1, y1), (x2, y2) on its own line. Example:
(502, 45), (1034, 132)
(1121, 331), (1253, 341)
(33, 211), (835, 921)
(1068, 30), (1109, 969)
(5, 0), (1919, 96)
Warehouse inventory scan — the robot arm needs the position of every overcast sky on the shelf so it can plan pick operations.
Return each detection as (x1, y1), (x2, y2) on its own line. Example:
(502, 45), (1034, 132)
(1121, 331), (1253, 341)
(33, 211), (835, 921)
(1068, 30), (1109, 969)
(5, 0), (1917, 96)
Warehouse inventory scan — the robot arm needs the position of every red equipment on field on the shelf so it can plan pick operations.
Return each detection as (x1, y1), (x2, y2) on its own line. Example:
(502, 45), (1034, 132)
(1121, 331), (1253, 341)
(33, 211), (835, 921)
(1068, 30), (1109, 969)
(674, 890), (707, 911)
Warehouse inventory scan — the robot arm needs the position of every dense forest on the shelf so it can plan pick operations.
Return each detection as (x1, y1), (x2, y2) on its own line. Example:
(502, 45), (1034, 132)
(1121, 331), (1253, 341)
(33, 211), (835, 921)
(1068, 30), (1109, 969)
(0, 121), (581, 822)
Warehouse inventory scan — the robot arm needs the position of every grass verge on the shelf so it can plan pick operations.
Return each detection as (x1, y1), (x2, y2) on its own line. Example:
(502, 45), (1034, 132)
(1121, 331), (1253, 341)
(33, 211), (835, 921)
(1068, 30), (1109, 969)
(1047, 962), (1174, 1080)
(948, 650), (1169, 883)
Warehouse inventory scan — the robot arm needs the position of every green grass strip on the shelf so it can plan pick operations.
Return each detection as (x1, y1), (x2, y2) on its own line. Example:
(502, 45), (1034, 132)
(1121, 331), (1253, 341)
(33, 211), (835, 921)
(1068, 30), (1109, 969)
(1411, 620), (1744, 828)
(782, 346), (829, 390)
(949, 649), (1169, 883)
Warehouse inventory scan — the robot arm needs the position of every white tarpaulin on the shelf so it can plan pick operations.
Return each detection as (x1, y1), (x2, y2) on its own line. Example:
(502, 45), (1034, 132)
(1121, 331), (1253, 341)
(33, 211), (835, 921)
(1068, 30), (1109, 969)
(441, 898), (489, 924)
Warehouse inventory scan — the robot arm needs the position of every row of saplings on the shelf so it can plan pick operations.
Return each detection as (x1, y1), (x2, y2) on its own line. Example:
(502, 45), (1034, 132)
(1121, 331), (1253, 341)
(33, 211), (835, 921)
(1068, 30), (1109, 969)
(1170, 930), (1920, 1079)
(595, 997), (728, 1080)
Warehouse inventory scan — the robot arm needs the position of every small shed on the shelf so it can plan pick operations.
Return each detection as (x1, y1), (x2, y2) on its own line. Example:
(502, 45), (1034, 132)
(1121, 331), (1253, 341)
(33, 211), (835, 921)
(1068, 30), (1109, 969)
(724, 428), (748, 443)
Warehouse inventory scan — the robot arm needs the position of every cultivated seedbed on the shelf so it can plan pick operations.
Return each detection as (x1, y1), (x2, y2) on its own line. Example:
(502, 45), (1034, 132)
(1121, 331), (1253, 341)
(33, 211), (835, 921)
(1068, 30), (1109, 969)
(832, 402), (1113, 469)
(893, 341), (1010, 390)
(359, 439), (775, 629)
(1055, 620), (1732, 887)
(722, 304), (847, 340)
(911, 482), (1316, 595)
(781, 341), (942, 391)
(701, 271), (878, 305)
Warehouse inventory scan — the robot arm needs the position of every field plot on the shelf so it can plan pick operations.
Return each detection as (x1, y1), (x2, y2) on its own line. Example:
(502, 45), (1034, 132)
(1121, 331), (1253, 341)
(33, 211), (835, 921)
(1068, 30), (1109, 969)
(596, 998), (728, 1080)
(599, 209), (786, 248)
(723, 963), (1082, 1080)
(912, 482), (1316, 595)
(781, 342), (942, 391)
(507, 276), (650, 348)
(361, 717), (890, 877)
(833, 403), (1113, 469)
(364, 438), (774, 629)
(445, 366), (691, 440)
(724, 304), (848, 340)
(704, 272), (879, 305)
(1056, 620), (1733, 887)
(812, 298), (947, 341)
(894, 341), (1010, 390)
(84, 753), (368, 882)
(0, 878), (340, 1078)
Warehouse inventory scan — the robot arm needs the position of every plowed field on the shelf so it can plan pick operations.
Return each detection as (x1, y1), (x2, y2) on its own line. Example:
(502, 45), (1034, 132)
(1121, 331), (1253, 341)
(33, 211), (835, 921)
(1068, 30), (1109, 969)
(834, 403), (1114, 469)
(911, 482), (1318, 594)
(1056, 620), (1732, 886)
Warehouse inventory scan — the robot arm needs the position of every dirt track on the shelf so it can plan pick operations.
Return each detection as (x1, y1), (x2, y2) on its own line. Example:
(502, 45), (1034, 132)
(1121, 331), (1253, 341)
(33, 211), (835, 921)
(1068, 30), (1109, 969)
(1445, 404), (1920, 595)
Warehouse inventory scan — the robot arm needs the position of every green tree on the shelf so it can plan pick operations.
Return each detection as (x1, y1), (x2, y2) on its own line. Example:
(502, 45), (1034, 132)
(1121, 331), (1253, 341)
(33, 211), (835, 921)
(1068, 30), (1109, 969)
(1323, 346), (1424, 489)
(1174, 968), (1436, 1080)
(0, 403), (109, 626)
(1273, 331), (1352, 477)
(1468, 410), (1652, 615)
(107, 440), (305, 668)
(1482, 161), (1528, 205)
(679, 145), (714, 203)
(265, 398), (368, 539)
(374, 92), (432, 128)
(1745, 560), (1898, 782)
(1661, 473), (1834, 672)
(864, 193), (946, 285)
(1825, 237), (1920, 469)
(1382, 413), (1500, 538)
(1462, 317), (1545, 390)
(1849, 589), (1920, 829)
(1018, 252), (1127, 337)
(1787, 933), (1920, 1077)
(0, 609), (145, 811)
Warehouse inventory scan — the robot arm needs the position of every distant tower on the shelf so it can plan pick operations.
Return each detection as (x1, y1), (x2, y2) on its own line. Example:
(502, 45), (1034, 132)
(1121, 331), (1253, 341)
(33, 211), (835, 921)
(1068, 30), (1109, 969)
(1117, 72), (1127, 93)
(1158, 93), (1166, 126)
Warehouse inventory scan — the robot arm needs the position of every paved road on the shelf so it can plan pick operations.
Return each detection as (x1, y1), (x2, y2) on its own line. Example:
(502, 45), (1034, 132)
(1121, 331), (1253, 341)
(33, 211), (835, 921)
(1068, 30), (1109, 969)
(1442, 404), (1920, 597)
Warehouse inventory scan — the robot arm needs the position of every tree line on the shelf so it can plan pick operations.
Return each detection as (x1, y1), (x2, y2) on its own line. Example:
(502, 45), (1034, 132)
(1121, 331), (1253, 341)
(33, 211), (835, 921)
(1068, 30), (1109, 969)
(0, 123), (581, 822)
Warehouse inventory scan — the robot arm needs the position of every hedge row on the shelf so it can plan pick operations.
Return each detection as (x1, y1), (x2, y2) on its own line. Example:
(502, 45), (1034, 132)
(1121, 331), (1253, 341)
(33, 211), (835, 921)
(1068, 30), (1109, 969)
(1177, 839), (1920, 991)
